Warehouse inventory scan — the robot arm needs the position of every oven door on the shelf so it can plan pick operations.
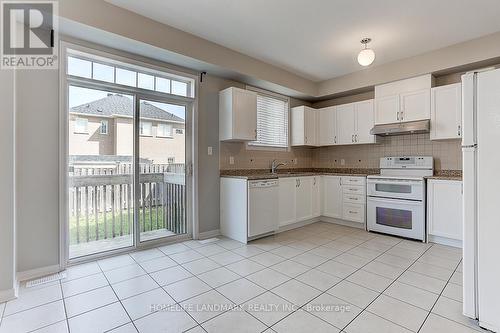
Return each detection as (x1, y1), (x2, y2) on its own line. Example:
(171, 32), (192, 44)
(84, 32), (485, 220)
(367, 178), (423, 201)
(367, 196), (425, 241)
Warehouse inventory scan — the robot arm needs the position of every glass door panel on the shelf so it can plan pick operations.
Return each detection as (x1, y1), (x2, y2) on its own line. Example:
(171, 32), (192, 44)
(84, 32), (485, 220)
(138, 99), (187, 242)
(68, 86), (134, 259)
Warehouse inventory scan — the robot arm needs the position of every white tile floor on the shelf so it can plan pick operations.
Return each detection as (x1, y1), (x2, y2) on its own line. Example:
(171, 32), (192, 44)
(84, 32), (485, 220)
(0, 222), (486, 333)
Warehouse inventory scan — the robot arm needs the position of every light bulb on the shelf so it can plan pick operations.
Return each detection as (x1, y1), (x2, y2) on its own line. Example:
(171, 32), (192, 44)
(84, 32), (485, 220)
(358, 48), (375, 66)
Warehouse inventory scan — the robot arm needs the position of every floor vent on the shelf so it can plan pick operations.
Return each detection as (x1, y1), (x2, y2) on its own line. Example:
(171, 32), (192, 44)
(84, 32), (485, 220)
(25, 272), (66, 288)
(199, 237), (219, 244)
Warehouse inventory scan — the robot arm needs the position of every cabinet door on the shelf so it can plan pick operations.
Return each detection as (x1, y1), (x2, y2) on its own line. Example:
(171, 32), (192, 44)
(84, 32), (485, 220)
(336, 103), (356, 145)
(431, 83), (462, 140)
(304, 108), (317, 146)
(400, 89), (430, 122)
(318, 106), (336, 146)
(233, 89), (257, 140)
(375, 95), (399, 124)
(296, 177), (313, 221)
(278, 177), (296, 226)
(322, 176), (342, 218)
(427, 180), (463, 241)
(291, 107), (305, 146)
(355, 100), (375, 144)
(312, 176), (321, 217)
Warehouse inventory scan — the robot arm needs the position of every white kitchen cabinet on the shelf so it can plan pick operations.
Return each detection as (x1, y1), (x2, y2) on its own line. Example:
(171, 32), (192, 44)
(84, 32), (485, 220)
(219, 87), (257, 141)
(322, 176), (343, 219)
(336, 103), (356, 145)
(400, 89), (431, 122)
(291, 106), (317, 146)
(375, 74), (433, 125)
(278, 177), (297, 227)
(296, 177), (313, 221)
(375, 95), (400, 125)
(427, 179), (463, 247)
(431, 83), (462, 140)
(318, 106), (337, 145)
(354, 100), (376, 144)
(312, 176), (321, 217)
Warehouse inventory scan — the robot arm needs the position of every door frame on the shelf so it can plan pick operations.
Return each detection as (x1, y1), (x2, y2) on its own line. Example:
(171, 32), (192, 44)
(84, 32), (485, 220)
(59, 40), (199, 267)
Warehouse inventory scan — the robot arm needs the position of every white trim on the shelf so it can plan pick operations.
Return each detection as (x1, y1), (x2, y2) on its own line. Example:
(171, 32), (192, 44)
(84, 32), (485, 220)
(0, 285), (18, 303)
(428, 235), (462, 248)
(16, 265), (61, 283)
(319, 216), (367, 230)
(198, 229), (220, 240)
(276, 218), (320, 233)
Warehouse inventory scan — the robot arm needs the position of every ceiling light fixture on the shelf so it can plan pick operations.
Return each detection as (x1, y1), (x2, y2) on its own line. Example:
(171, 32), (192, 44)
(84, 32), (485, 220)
(357, 38), (375, 66)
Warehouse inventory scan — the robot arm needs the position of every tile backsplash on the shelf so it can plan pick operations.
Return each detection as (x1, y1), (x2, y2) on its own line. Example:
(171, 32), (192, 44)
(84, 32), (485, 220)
(312, 133), (462, 170)
(220, 134), (462, 171)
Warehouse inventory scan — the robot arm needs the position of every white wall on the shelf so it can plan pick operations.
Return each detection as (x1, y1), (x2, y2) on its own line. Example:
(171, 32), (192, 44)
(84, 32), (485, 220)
(0, 70), (16, 300)
(16, 70), (60, 273)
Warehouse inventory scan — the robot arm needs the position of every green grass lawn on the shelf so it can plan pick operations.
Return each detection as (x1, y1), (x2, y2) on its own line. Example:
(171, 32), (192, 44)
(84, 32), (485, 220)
(69, 206), (184, 244)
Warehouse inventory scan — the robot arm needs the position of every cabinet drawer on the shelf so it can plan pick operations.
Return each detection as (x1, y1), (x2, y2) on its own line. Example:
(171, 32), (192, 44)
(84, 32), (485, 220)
(343, 203), (365, 223)
(341, 177), (365, 186)
(343, 193), (365, 204)
(343, 186), (366, 196)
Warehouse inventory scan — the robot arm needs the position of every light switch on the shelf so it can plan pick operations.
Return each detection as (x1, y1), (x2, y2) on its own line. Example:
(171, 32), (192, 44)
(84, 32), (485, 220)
(207, 146), (213, 155)
(229, 156), (234, 165)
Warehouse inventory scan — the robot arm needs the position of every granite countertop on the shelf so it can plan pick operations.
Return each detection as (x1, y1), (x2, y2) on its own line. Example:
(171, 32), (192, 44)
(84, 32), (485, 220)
(220, 168), (463, 181)
(425, 170), (463, 181)
(220, 168), (379, 180)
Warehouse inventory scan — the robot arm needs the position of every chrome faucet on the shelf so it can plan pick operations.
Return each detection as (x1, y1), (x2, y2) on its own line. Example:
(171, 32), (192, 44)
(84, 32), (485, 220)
(271, 159), (287, 174)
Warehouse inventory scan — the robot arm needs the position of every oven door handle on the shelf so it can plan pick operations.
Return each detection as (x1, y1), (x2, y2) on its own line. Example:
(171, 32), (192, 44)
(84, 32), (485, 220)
(367, 180), (422, 186)
(367, 196), (423, 205)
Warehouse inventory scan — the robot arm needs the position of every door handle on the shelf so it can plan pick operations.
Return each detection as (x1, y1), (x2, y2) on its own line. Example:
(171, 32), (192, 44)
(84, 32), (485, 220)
(351, 134), (354, 143)
(397, 112), (400, 121)
(355, 134), (358, 142)
(401, 110), (404, 120)
(334, 136), (336, 144)
(458, 125), (461, 136)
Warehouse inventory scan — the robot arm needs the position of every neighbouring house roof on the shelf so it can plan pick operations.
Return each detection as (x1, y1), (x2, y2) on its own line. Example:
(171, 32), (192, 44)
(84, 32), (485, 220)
(70, 94), (185, 123)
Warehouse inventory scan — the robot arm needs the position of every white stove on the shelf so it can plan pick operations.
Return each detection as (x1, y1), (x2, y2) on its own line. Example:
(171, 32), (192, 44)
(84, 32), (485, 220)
(366, 156), (433, 241)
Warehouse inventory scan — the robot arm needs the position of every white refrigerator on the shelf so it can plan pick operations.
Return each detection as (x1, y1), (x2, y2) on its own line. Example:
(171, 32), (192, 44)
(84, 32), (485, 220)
(462, 68), (500, 332)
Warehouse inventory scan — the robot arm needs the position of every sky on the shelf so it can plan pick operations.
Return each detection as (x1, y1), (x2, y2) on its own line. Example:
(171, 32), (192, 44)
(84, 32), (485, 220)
(68, 57), (186, 120)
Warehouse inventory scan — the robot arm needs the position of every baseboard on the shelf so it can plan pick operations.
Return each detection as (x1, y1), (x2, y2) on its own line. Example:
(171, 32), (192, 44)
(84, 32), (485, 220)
(16, 264), (61, 283)
(276, 217), (320, 233)
(428, 235), (462, 248)
(319, 216), (366, 230)
(0, 283), (18, 303)
(198, 229), (220, 240)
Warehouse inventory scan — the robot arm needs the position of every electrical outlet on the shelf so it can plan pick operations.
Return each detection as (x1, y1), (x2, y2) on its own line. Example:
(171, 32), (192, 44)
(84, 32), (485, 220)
(229, 156), (234, 165)
(341, 159), (345, 166)
(207, 146), (213, 155)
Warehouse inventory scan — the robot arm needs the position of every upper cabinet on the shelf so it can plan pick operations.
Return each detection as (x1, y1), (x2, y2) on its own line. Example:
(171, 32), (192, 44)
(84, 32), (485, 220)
(336, 100), (376, 145)
(375, 74), (434, 125)
(317, 106), (337, 145)
(291, 106), (318, 146)
(430, 83), (462, 140)
(219, 87), (257, 141)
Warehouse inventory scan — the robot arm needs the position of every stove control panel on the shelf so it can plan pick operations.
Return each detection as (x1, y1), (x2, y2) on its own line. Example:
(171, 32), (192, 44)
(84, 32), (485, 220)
(380, 156), (433, 169)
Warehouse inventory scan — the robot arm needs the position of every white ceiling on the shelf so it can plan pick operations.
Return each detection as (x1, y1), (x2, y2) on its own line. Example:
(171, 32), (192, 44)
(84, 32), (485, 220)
(106, 0), (500, 81)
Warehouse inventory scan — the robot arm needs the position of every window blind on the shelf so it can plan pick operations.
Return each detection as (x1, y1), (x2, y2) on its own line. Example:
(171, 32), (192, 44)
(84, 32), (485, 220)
(251, 93), (289, 148)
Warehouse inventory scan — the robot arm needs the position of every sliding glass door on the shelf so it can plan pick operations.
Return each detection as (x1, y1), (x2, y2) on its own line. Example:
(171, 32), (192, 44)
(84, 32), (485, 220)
(67, 87), (191, 260)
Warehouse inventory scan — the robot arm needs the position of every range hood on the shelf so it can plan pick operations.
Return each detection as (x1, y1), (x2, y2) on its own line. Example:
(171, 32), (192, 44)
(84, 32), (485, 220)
(370, 120), (430, 136)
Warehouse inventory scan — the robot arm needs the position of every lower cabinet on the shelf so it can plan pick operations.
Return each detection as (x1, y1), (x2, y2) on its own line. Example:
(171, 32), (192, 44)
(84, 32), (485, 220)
(427, 179), (463, 246)
(322, 176), (342, 218)
(278, 175), (366, 228)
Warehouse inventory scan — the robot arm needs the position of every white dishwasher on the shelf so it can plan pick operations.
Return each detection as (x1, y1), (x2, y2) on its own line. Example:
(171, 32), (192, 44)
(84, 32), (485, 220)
(248, 179), (279, 238)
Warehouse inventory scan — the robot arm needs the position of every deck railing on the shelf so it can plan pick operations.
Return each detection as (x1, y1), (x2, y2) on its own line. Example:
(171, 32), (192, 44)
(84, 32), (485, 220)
(68, 171), (186, 245)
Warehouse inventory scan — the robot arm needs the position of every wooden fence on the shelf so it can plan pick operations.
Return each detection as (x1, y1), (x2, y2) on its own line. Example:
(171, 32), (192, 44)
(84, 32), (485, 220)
(68, 170), (186, 245)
